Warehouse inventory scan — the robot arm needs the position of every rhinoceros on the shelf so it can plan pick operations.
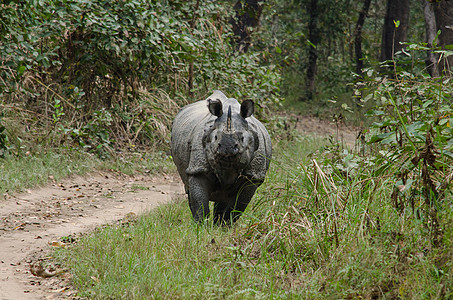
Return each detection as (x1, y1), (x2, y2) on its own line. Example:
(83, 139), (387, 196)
(171, 90), (272, 224)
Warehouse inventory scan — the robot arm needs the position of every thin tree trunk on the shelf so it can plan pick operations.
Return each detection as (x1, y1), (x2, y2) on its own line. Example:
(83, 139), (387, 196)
(306, 0), (319, 101)
(231, 0), (264, 53)
(422, 0), (440, 77)
(432, 0), (453, 76)
(354, 0), (372, 76)
(380, 0), (410, 62)
(188, 0), (200, 97)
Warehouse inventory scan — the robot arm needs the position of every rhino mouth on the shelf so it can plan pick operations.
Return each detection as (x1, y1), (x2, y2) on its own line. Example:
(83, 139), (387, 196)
(216, 155), (239, 167)
(214, 167), (240, 186)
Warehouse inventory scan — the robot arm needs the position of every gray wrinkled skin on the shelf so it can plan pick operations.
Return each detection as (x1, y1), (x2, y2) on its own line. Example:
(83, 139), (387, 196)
(171, 91), (272, 224)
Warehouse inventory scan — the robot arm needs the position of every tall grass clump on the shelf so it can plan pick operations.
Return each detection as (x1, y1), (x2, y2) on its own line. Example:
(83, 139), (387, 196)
(239, 143), (452, 298)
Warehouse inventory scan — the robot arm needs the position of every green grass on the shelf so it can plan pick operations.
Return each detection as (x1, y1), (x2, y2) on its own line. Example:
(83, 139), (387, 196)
(0, 150), (98, 194)
(53, 134), (452, 299)
(96, 150), (176, 176)
(0, 148), (175, 195)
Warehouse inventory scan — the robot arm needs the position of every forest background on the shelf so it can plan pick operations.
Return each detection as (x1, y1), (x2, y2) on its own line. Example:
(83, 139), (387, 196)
(0, 0), (451, 154)
(1, 0), (453, 298)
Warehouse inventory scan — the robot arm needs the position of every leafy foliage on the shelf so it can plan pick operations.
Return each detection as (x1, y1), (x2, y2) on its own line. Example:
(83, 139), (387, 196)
(360, 45), (453, 245)
(0, 114), (9, 157)
(0, 0), (281, 155)
(254, 0), (383, 103)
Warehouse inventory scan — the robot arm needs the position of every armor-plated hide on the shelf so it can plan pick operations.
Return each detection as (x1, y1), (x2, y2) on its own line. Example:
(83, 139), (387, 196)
(170, 90), (272, 223)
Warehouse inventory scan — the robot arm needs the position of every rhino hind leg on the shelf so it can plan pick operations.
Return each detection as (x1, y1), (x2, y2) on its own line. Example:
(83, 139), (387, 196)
(188, 175), (211, 223)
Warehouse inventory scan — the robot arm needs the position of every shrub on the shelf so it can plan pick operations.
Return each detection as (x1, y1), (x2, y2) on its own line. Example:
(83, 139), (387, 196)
(0, 0), (281, 153)
(361, 46), (453, 245)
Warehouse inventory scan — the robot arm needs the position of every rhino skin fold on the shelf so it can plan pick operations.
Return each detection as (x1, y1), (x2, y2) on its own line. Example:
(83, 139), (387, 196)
(171, 90), (272, 224)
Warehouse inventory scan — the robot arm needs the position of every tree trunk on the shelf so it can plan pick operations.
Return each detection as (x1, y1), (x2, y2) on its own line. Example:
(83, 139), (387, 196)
(305, 0), (319, 101)
(188, 0), (200, 97)
(380, 0), (411, 62)
(432, 0), (453, 76)
(231, 0), (264, 53)
(422, 0), (440, 77)
(354, 0), (372, 77)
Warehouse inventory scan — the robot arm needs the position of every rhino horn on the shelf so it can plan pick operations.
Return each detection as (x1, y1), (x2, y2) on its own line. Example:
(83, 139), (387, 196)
(225, 105), (232, 133)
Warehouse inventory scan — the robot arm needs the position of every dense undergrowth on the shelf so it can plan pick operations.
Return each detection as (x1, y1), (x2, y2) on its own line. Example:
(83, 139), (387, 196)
(0, 0), (281, 158)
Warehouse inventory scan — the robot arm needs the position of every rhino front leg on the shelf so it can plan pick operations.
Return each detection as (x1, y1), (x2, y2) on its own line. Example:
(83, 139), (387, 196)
(230, 183), (259, 223)
(188, 175), (211, 223)
(215, 181), (261, 225)
(213, 202), (230, 225)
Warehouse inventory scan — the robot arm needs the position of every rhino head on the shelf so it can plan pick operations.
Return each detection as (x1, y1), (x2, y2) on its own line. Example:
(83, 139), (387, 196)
(204, 98), (258, 185)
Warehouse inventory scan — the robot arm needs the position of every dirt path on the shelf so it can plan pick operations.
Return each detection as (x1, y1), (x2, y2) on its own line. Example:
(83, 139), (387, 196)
(294, 115), (359, 148)
(0, 171), (184, 300)
(0, 115), (359, 300)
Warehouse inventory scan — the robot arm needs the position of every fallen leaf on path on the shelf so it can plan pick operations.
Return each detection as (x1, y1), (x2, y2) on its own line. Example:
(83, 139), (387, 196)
(50, 241), (66, 248)
(122, 212), (137, 224)
(30, 261), (63, 278)
(52, 287), (69, 293)
(14, 223), (26, 230)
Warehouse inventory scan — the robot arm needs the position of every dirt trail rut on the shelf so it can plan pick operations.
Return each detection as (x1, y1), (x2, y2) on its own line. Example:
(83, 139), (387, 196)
(0, 171), (184, 299)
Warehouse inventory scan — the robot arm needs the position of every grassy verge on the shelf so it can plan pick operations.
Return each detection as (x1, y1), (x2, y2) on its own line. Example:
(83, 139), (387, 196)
(54, 134), (452, 299)
(0, 149), (175, 195)
(0, 150), (97, 195)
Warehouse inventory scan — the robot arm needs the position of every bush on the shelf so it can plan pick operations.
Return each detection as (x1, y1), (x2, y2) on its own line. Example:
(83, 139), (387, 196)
(0, 0), (281, 153)
(360, 46), (453, 245)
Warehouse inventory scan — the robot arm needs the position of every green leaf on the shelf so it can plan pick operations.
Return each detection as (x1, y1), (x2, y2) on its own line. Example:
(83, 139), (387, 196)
(369, 132), (395, 144)
(17, 65), (26, 76)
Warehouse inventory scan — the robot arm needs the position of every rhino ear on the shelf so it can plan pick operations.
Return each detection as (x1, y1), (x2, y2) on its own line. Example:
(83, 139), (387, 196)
(240, 100), (254, 119)
(208, 98), (223, 117)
